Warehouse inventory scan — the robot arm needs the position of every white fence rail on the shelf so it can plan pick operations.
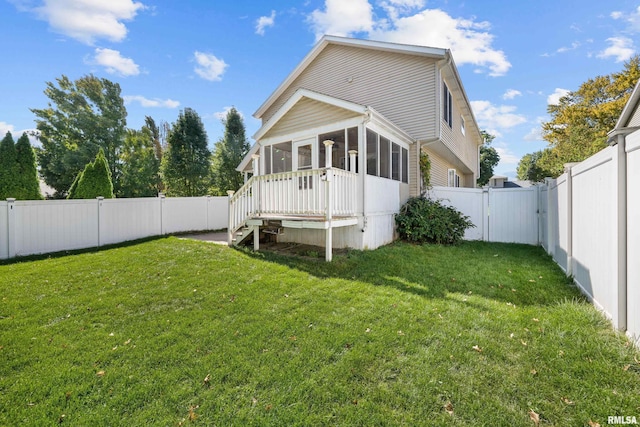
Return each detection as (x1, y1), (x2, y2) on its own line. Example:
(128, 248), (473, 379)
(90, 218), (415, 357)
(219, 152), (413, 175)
(0, 196), (228, 260)
(228, 168), (358, 234)
(429, 186), (539, 245)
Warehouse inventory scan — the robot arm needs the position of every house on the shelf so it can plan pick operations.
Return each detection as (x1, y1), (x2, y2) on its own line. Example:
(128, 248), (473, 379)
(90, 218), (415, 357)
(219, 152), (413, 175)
(230, 35), (483, 260)
(488, 175), (534, 189)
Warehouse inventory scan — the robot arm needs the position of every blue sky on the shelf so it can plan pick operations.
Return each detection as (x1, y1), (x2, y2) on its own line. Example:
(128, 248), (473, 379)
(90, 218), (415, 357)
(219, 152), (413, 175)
(2, 0), (640, 178)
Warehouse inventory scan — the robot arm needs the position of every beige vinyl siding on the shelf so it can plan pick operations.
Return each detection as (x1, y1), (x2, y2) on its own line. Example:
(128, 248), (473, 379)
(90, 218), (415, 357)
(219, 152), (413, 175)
(409, 142), (419, 196)
(262, 44), (438, 141)
(440, 76), (478, 175)
(628, 102), (640, 127)
(422, 147), (448, 187)
(263, 97), (361, 140)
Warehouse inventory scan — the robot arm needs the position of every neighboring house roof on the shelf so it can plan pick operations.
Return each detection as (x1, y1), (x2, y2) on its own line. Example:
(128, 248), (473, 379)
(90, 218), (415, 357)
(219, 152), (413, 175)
(613, 80), (640, 132)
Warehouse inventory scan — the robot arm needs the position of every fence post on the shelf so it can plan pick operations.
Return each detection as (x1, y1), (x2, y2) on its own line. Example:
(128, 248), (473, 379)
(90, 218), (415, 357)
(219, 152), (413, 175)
(227, 190), (235, 246)
(7, 198), (16, 258)
(159, 193), (166, 235)
(482, 189), (489, 242)
(544, 178), (555, 256)
(564, 164), (574, 277)
(206, 195), (211, 230)
(96, 197), (104, 247)
(615, 134), (628, 331)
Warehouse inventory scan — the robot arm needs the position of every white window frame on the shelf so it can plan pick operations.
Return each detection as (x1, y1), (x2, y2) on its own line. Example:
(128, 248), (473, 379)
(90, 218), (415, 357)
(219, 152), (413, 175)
(443, 82), (453, 128)
(448, 168), (461, 187)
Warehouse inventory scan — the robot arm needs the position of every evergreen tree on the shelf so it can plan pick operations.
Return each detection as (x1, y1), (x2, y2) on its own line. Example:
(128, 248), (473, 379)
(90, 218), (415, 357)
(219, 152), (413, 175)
(161, 108), (211, 196)
(120, 128), (161, 197)
(32, 74), (127, 197)
(14, 133), (43, 199)
(210, 107), (251, 195)
(68, 148), (114, 199)
(0, 132), (18, 199)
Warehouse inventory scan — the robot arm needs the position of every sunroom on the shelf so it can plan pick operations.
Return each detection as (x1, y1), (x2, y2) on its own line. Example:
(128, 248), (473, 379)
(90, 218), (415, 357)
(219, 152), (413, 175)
(230, 89), (415, 260)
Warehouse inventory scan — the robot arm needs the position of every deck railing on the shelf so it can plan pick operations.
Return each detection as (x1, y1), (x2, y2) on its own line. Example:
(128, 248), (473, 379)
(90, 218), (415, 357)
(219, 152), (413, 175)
(228, 168), (358, 237)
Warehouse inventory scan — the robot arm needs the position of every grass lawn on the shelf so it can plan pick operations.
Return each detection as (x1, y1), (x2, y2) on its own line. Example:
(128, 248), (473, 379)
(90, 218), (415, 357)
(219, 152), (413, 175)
(0, 238), (638, 426)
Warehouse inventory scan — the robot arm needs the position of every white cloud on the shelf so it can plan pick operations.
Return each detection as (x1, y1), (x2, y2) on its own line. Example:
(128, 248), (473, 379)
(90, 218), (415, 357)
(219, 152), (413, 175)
(494, 146), (520, 165)
(123, 95), (180, 108)
(194, 51), (228, 82)
(611, 6), (640, 33)
(0, 121), (15, 136)
(557, 41), (580, 53)
(213, 106), (244, 121)
(308, 0), (373, 40)
(597, 37), (635, 62)
(308, 1), (510, 76)
(502, 89), (521, 100)
(14, 0), (145, 45)
(90, 48), (140, 76)
(470, 100), (527, 130)
(547, 88), (570, 105)
(523, 127), (543, 142)
(256, 10), (276, 35)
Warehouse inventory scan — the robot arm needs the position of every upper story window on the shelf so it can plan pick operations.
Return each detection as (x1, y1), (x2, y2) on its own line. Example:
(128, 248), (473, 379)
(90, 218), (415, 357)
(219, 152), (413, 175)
(443, 82), (453, 128)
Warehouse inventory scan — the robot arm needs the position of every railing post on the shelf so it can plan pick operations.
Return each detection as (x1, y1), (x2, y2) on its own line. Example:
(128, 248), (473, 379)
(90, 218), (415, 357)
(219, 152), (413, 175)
(348, 149), (357, 173)
(227, 190), (235, 246)
(323, 140), (334, 262)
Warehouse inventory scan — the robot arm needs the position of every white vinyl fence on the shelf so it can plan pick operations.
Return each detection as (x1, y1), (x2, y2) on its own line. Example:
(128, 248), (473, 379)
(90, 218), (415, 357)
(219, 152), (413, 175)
(541, 133), (639, 344)
(0, 195), (228, 260)
(430, 134), (638, 344)
(429, 186), (540, 245)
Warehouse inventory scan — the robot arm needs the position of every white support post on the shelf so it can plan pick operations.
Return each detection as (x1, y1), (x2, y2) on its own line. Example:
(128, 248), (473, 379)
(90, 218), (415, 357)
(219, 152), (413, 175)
(348, 149), (357, 173)
(227, 190), (235, 246)
(252, 154), (260, 177)
(564, 164), (574, 277)
(545, 178), (553, 256)
(253, 225), (259, 252)
(324, 140), (334, 262)
(96, 196), (104, 248)
(159, 193), (166, 236)
(615, 134), (628, 331)
(7, 198), (16, 259)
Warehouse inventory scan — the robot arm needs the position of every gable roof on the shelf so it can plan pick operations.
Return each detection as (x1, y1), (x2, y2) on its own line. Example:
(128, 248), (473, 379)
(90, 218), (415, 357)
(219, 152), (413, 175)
(612, 80), (640, 134)
(253, 35), (449, 120)
(237, 88), (417, 172)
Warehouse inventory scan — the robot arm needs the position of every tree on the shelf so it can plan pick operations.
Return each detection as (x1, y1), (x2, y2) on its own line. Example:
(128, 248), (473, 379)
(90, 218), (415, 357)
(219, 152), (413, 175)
(161, 108), (211, 196)
(516, 150), (553, 182)
(476, 131), (500, 187)
(15, 133), (43, 199)
(32, 74), (127, 197)
(210, 107), (250, 195)
(538, 55), (640, 176)
(0, 132), (18, 199)
(68, 148), (114, 199)
(120, 128), (161, 197)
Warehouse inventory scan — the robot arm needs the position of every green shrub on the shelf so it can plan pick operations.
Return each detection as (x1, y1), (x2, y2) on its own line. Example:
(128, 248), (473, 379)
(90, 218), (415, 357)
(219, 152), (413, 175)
(395, 197), (475, 245)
